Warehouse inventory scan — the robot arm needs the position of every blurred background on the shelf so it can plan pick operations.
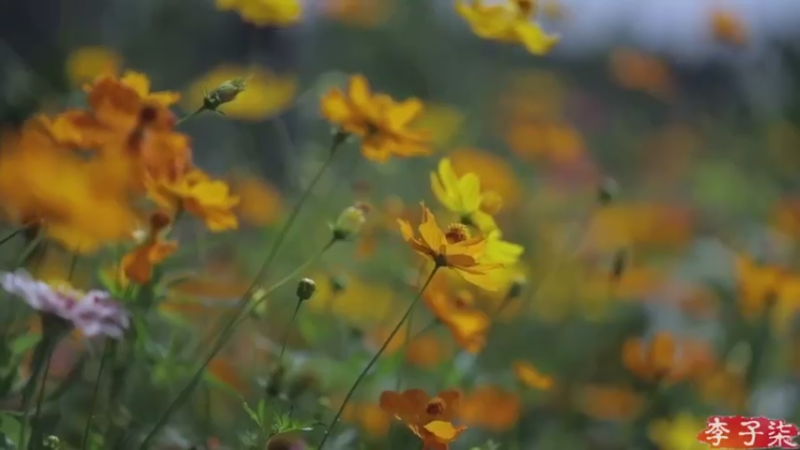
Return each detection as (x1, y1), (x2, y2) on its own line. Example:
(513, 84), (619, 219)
(5, 0), (800, 448)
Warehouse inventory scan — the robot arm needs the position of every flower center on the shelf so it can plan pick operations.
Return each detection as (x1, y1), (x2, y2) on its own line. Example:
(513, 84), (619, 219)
(426, 398), (446, 417)
(445, 224), (470, 244)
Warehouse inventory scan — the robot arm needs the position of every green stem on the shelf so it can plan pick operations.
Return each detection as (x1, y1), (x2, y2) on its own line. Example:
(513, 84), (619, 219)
(136, 241), (335, 450)
(175, 106), (206, 126)
(198, 133), (344, 352)
(29, 339), (56, 449)
(18, 324), (59, 449)
(81, 342), (114, 450)
(0, 225), (27, 248)
(317, 266), (440, 450)
(278, 300), (303, 361)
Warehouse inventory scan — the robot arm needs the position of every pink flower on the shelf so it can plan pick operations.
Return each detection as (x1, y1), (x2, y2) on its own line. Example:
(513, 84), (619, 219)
(0, 270), (130, 339)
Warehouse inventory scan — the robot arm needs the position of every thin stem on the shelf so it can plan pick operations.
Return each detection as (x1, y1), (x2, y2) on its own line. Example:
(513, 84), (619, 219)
(137, 241), (335, 450)
(81, 342), (114, 450)
(0, 225), (28, 248)
(18, 328), (58, 449)
(278, 300), (303, 361)
(30, 340), (55, 448)
(199, 134), (343, 351)
(317, 266), (440, 450)
(176, 106), (206, 126)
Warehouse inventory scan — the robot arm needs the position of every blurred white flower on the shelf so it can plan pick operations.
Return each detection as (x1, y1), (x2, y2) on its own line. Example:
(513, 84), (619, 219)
(0, 270), (130, 339)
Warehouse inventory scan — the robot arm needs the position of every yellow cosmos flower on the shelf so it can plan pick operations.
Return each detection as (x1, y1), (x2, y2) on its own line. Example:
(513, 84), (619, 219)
(430, 157), (501, 233)
(483, 230), (524, 265)
(146, 169), (241, 232)
(398, 203), (504, 291)
(183, 65), (297, 121)
(456, 0), (559, 55)
(65, 46), (121, 86)
(320, 74), (431, 162)
(215, 0), (301, 27)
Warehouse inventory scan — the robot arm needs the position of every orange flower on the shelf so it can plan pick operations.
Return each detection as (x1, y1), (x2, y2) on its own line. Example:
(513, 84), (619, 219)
(577, 384), (643, 421)
(231, 174), (283, 226)
(146, 168), (240, 232)
(398, 203), (504, 291)
(406, 334), (449, 369)
(320, 74), (430, 162)
(609, 50), (673, 99)
(0, 118), (139, 253)
(710, 9), (747, 47)
(458, 386), (521, 432)
(342, 403), (392, 437)
(424, 281), (490, 353)
(505, 121), (585, 165)
(622, 332), (713, 383)
(379, 389), (466, 450)
(513, 360), (554, 390)
(120, 211), (179, 285)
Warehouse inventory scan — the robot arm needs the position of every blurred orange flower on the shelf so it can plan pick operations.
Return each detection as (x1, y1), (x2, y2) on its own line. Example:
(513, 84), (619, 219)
(424, 281), (490, 353)
(215, 0), (301, 27)
(321, 0), (393, 28)
(342, 402), (392, 437)
(577, 384), (643, 421)
(146, 168), (240, 232)
(513, 360), (555, 390)
(506, 121), (585, 165)
(622, 332), (714, 383)
(456, 0), (559, 55)
(398, 204), (504, 291)
(406, 334), (449, 369)
(458, 386), (521, 432)
(121, 211), (178, 285)
(320, 74), (431, 162)
(231, 174), (283, 226)
(734, 255), (800, 330)
(609, 50), (673, 99)
(380, 389), (466, 450)
(0, 118), (139, 253)
(710, 9), (747, 46)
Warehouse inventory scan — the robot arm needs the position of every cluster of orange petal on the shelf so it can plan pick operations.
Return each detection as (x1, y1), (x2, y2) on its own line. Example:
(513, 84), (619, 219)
(0, 72), (240, 259)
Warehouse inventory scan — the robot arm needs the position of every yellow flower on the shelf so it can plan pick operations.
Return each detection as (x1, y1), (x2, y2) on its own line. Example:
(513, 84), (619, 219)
(649, 413), (709, 450)
(65, 46), (121, 86)
(146, 169), (241, 232)
(398, 204), (504, 291)
(456, 0), (559, 55)
(183, 65), (297, 121)
(430, 157), (501, 233)
(215, 0), (301, 27)
(414, 104), (464, 147)
(231, 174), (283, 226)
(320, 74), (431, 162)
(483, 230), (524, 265)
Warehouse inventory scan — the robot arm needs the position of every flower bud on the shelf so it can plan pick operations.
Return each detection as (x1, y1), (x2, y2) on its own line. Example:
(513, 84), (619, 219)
(597, 177), (619, 206)
(203, 77), (248, 112)
(296, 277), (317, 302)
(43, 436), (61, 450)
(332, 202), (371, 241)
(480, 191), (504, 215)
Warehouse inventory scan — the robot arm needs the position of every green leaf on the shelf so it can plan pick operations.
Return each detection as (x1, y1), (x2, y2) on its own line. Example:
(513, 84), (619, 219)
(10, 334), (40, 356)
(241, 398), (262, 427)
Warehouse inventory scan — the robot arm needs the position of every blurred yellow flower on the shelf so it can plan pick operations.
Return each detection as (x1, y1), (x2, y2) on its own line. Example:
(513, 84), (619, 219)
(513, 361), (554, 390)
(230, 174), (284, 226)
(398, 204), (504, 291)
(456, 0), (559, 55)
(146, 168), (240, 232)
(458, 386), (521, 432)
(414, 104), (465, 147)
(448, 148), (522, 209)
(183, 66), (297, 121)
(320, 74), (431, 162)
(734, 255), (800, 330)
(430, 157), (500, 233)
(710, 8), (747, 47)
(577, 385), (642, 421)
(649, 413), (708, 450)
(65, 46), (121, 86)
(215, 0), (301, 27)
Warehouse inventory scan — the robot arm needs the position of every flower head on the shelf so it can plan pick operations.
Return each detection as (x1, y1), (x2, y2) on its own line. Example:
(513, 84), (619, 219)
(456, 0), (559, 55)
(121, 211), (179, 285)
(216, 0), (302, 27)
(380, 389), (466, 450)
(321, 75), (431, 162)
(430, 158), (501, 233)
(424, 279), (490, 353)
(398, 203), (504, 291)
(146, 169), (240, 232)
(1, 270), (130, 338)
